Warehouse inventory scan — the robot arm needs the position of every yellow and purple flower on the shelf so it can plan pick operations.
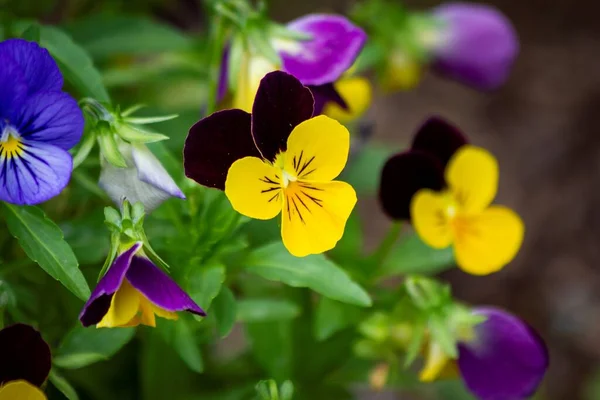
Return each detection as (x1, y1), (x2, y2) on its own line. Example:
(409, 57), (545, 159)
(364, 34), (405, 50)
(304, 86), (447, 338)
(0, 39), (83, 205)
(79, 242), (205, 328)
(421, 307), (548, 400)
(185, 71), (357, 257)
(0, 323), (51, 400)
(222, 14), (366, 112)
(379, 117), (524, 275)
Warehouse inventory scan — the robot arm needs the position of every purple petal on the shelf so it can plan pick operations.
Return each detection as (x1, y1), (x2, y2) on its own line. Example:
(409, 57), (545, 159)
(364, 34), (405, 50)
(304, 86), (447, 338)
(0, 39), (63, 94)
(410, 116), (468, 168)
(126, 256), (206, 316)
(458, 307), (549, 400)
(15, 91), (84, 150)
(0, 52), (27, 121)
(218, 45), (230, 102)
(79, 243), (141, 327)
(251, 71), (314, 162)
(309, 83), (348, 115)
(379, 152), (445, 220)
(0, 324), (51, 387)
(184, 109), (260, 190)
(432, 3), (519, 90)
(0, 141), (73, 205)
(280, 14), (367, 85)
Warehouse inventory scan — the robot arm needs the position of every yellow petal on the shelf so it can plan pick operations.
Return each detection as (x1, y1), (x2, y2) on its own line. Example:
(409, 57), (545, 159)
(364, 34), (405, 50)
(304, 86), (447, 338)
(0, 380), (46, 400)
(233, 53), (276, 113)
(97, 280), (140, 328)
(419, 341), (450, 382)
(380, 52), (422, 92)
(410, 189), (454, 249)
(323, 77), (372, 123)
(225, 156), (283, 220)
(453, 205), (525, 275)
(281, 180), (356, 257)
(151, 303), (179, 321)
(446, 145), (499, 214)
(284, 115), (350, 182)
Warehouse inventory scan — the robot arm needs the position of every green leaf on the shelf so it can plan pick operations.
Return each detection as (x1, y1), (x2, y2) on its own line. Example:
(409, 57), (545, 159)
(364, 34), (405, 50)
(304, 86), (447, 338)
(49, 369), (79, 400)
(429, 312), (458, 358)
(327, 210), (363, 262)
(245, 320), (293, 381)
(61, 209), (109, 265)
(3, 204), (90, 301)
(21, 23), (40, 42)
(314, 297), (361, 341)
(97, 129), (127, 168)
(157, 319), (203, 373)
(245, 242), (372, 307)
(237, 299), (300, 323)
(63, 14), (193, 59)
(186, 263), (226, 311)
(54, 326), (135, 369)
(341, 142), (396, 195)
(379, 232), (455, 278)
(213, 286), (237, 338)
(404, 318), (426, 368)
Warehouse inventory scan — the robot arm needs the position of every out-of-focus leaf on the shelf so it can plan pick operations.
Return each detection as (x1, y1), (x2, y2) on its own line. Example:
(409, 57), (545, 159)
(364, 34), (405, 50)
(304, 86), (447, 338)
(242, 219), (280, 247)
(157, 319), (203, 373)
(245, 320), (293, 381)
(61, 210), (109, 265)
(327, 210), (363, 262)
(236, 299), (300, 323)
(49, 369), (79, 400)
(379, 232), (455, 278)
(54, 326), (135, 369)
(340, 141), (396, 195)
(245, 242), (372, 307)
(213, 286), (237, 338)
(314, 297), (362, 341)
(3, 204), (90, 301)
(20, 23), (40, 42)
(63, 14), (193, 59)
(186, 263), (225, 311)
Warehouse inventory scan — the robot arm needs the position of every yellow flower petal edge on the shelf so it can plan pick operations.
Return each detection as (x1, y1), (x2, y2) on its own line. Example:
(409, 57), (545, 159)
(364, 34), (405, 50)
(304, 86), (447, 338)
(0, 380), (46, 400)
(233, 53), (277, 113)
(411, 189), (454, 249)
(419, 341), (451, 382)
(225, 156), (283, 220)
(323, 77), (372, 123)
(453, 205), (525, 275)
(446, 145), (499, 214)
(284, 115), (350, 182)
(281, 180), (357, 257)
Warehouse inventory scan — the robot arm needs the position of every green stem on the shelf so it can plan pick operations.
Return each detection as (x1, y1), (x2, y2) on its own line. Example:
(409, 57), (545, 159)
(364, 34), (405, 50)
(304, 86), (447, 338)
(370, 222), (402, 267)
(205, 15), (228, 116)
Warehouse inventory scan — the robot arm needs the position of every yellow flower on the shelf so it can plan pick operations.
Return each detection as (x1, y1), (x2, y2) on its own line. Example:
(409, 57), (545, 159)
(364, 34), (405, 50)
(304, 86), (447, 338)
(322, 76), (372, 123)
(0, 380), (46, 400)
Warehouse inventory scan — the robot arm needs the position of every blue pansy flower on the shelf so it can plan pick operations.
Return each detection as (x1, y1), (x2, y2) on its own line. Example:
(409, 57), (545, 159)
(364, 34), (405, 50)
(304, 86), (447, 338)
(0, 39), (83, 205)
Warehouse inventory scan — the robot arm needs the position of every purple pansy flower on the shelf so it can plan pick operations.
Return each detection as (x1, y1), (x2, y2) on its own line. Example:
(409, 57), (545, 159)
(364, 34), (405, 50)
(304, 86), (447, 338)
(0, 39), (84, 205)
(458, 307), (549, 400)
(79, 242), (205, 328)
(427, 2), (519, 90)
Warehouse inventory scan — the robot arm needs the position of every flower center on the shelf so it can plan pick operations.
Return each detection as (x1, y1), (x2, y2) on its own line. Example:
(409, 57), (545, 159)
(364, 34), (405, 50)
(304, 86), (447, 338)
(0, 124), (23, 159)
(282, 170), (297, 188)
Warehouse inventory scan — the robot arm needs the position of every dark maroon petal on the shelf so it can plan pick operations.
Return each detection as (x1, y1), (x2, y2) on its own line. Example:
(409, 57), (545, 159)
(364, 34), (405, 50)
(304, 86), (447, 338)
(126, 256), (206, 317)
(184, 109), (260, 190)
(79, 243), (141, 327)
(251, 71), (314, 162)
(458, 307), (549, 400)
(0, 323), (51, 387)
(309, 83), (348, 115)
(379, 151), (445, 220)
(411, 116), (468, 167)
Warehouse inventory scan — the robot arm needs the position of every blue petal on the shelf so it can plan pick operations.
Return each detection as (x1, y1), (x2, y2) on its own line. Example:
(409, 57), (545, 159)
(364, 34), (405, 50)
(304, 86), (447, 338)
(0, 39), (63, 94)
(15, 91), (84, 150)
(0, 141), (73, 205)
(0, 53), (27, 121)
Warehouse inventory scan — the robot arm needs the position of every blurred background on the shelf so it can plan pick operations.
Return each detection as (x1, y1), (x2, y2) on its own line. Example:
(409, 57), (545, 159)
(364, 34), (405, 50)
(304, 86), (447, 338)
(5, 0), (600, 398)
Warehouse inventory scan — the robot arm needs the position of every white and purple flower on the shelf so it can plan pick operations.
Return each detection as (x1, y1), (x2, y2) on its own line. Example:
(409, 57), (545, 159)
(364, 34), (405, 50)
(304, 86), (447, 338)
(0, 39), (83, 205)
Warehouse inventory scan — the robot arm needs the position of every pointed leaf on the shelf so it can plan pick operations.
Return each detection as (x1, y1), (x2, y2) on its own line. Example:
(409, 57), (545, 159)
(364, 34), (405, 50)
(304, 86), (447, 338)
(213, 286), (237, 338)
(237, 299), (300, 322)
(187, 263), (226, 311)
(157, 319), (203, 373)
(49, 369), (79, 400)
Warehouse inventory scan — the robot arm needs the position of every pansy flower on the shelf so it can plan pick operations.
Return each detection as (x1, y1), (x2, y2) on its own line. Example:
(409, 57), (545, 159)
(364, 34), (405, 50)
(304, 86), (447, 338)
(379, 117), (524, 275)
(79, 242), (205, 328)
(0, 39), (84, 205)
(310, 75), (372, 124)
(222, 14), (366, 112)
(185, 71), (357, 257)
(420, 307), (548, 400)
(0, 323), (51, 400)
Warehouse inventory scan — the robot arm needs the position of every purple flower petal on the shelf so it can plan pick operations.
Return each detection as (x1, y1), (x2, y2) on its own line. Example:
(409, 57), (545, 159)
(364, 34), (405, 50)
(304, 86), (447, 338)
(126, 256), (206, 316)
(432, 3), (519, 90)
(79, 243), (141, 327)
(0, 39), (63, 94)
(0, 52), (27, 121)
(0, 323), (51, 387)
(411, 116), (468, 168)
(458, 307), (549, 400)
(280, 14), (366, 86)
(251, 71), (314, 162)
(184, 109), (260, 190)
(379, 152), (445, 220)
(0, 141), (73, 205)
(309, 83), (348, 116)
(15, 91), (84, 150)
(218, 45), (230, 102)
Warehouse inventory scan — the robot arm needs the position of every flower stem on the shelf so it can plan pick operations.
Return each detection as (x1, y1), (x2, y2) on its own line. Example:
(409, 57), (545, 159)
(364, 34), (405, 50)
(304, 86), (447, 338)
(370, 222), (403, 267)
